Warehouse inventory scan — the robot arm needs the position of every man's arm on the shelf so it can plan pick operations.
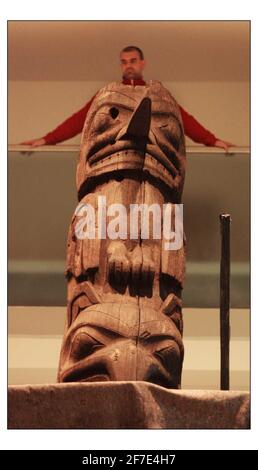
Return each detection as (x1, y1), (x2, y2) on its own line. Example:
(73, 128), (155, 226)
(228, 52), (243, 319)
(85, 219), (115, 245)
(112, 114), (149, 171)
(21, 137), (47, 147)
(21, 95), (96, 147)
(179, 105), (235, 152)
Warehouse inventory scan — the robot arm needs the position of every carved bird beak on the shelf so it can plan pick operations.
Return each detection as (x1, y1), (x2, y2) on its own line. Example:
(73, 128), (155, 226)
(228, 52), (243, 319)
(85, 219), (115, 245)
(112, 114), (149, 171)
(116, 97), (152, 142)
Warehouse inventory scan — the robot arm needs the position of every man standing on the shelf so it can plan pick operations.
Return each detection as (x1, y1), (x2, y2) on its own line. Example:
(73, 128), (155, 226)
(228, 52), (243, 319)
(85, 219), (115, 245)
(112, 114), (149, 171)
(21, 46), (234, 151)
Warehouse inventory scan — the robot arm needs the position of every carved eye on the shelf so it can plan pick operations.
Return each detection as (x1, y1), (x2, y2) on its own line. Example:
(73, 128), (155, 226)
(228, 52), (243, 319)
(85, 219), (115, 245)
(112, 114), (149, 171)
(70, 332), (103, 361)
(109, 107), (119, 119)
(154, 344), (180, 371)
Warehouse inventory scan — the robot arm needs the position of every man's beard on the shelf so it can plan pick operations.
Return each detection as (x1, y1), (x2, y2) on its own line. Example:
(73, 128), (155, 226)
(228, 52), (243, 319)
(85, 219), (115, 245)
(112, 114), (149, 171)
(123, 70), (142, 80)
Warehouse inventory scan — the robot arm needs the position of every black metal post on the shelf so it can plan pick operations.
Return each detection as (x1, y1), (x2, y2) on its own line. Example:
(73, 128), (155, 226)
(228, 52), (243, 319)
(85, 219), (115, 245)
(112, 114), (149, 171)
(220, 214), (231, 390)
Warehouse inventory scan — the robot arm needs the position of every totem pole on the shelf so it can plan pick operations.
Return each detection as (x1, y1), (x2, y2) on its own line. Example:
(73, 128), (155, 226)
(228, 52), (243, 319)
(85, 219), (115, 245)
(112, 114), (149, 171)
(57, 81), (186, 388)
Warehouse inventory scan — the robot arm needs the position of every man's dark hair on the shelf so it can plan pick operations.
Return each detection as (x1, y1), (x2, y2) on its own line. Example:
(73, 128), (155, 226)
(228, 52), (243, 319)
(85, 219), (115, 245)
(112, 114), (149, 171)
(121, 46), (144, 60)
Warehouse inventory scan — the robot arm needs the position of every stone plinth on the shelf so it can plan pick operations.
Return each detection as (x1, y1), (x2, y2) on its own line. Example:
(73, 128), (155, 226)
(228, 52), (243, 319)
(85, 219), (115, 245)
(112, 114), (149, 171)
(8, 382), (250, 429)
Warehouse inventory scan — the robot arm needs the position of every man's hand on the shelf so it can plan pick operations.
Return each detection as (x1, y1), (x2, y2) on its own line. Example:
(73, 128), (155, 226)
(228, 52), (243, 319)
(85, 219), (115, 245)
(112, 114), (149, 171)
(20, 137), (46, 147)
(214, 139), (236, 152)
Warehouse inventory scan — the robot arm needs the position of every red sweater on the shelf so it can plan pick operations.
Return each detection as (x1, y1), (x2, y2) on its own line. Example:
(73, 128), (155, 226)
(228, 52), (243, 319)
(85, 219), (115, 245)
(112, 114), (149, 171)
(43, 78), (217, 147)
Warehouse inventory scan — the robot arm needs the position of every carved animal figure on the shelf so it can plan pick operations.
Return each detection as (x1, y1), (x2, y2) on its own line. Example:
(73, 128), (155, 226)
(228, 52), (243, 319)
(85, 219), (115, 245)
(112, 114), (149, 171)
(58, 81), (186, 388)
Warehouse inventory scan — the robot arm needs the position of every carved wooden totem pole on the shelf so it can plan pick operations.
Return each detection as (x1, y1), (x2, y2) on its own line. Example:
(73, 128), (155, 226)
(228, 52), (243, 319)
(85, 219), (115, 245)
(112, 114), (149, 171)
(57, 81), (186, 388)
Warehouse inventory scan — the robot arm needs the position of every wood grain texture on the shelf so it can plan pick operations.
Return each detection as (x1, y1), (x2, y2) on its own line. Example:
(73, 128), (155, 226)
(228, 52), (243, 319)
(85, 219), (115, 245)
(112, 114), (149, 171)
(58, 81), (186, 388)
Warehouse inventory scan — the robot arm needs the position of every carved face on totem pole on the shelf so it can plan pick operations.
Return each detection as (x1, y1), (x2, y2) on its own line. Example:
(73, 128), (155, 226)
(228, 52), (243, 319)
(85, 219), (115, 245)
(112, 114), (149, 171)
(58, 81), (186, 388)
(76, 81), (186, 199)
